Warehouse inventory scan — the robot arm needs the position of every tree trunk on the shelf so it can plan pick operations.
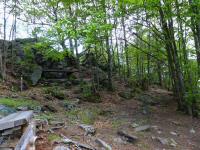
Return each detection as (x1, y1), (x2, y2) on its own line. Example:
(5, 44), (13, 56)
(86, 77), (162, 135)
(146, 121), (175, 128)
(102, 0), (113, 90)
(189, 0), (200, 76)
(121, 1), (130, 77)
(159, 3), (186, 111)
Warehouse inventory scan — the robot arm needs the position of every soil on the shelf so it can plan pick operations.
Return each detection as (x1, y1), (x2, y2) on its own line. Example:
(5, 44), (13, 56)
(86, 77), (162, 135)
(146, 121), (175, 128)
(1, 79), (200, 150)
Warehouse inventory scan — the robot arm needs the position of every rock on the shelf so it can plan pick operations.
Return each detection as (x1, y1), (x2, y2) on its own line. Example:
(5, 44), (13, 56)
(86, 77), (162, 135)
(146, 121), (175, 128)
(169, 138), (177, 147)
(118, 91), (133, 100)
(11, 94), (19, 98)
(49, 121), (65, 131)
(41, 105), (57, 113)
(61, 135), (95, 150)
(79, 124), (96, 135)
(151, 125), (159, 130)
(64, 99), (81, 110)
(134, 125), (151, 132)
(73, 98), (81, 105)
(171, 120), (181, 126)
(34, 106), (42, 113)
(50, 121), (65, 126)
(151, 136), (156, 140)
(117, 130), (138, 143)
(157, 130), (162, 134)
(113, 137), (127, 145)
(31, 65), (43, 85)
(0, 111), (33, 131)
(170, 131), (178, 136)
(17, 106), (28, 111)
(190, 128), (195, 134)
(95, 138), (112, 150)
(142, 109), (148, 115)
(63, 100), (80, 111)
(157, 137), (168, 145)
(35, 119), (48, 130)
(0, 136), (5, 145)
(131, 123), (139, 128)
(53, 145), (70, 150)
(63, 103), (76, 111)
(2, 126), (22, 136)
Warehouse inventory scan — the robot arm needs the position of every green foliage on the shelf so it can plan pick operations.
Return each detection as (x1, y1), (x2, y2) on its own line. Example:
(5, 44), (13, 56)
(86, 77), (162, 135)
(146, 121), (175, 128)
(48, 134), (62, 142)
(44, 86), (65, 100)
(34, 42), (70, 61)
(0, 98), (39, 109)
(80, 82), (93, 98)
(11, 0), (200, 116)
(80, 82), (101, 103)
(112, 119), (124, 129)
(66, 107), (102, 124)
(35, 112), (55, 121)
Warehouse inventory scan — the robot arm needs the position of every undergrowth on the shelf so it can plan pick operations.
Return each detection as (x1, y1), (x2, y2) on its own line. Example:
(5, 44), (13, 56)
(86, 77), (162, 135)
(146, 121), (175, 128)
(66, 107), (102, 124)
(0, 98), (39, 109)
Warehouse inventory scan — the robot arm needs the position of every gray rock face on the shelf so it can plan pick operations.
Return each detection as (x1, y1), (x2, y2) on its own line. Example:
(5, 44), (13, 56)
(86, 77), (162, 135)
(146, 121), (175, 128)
(117, 130), (138, 143)
(31, 65), (43, 85)
(134, 125), (151, 132)
(157, 137), (169, 145)
(113, 137), (127, 145)
(95, 138), (112, 150)
(17, 106), (28, 111)
(0, 111), (33, 131)
(79, 124), (96, 135)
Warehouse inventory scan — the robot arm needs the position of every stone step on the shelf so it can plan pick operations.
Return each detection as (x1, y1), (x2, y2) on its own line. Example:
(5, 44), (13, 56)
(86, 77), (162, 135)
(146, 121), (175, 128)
(0, 111), (33, 131)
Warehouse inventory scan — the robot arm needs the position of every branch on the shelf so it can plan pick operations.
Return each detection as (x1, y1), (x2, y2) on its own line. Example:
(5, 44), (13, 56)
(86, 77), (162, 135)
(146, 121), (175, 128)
(125, 39), (168, 66)
(17, 18), (51, 26)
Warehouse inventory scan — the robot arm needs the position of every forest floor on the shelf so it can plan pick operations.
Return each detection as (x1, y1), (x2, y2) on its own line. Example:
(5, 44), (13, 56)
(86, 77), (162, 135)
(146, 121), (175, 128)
(0, 79), (200, 150)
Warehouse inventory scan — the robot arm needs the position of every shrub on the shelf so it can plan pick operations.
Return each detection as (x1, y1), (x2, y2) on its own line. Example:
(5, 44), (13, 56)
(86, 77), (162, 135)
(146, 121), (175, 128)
(44, 87), (65, 100)
(66, 107), (102, 125)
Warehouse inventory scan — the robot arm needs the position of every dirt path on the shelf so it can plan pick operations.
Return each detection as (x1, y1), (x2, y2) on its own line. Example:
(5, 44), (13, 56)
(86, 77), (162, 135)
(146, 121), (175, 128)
(35, 85), (200, 150)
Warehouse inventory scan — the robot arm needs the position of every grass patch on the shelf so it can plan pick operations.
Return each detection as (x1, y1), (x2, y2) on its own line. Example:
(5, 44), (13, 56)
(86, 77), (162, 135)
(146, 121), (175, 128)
(43, 86), (65, 100)
(112, 119), (125, 129)
(48, 133), (61, 142)
(0, 98), (39, 109)
(66, 107), (102, 125)
(35, 112), (55, 121)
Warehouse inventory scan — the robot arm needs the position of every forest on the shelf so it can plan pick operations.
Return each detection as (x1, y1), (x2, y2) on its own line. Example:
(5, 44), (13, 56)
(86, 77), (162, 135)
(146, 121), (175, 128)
(0, 0), (200, 150)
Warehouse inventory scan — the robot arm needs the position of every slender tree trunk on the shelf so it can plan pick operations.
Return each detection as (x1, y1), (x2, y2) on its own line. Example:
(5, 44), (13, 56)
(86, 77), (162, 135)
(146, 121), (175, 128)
(102, 0), (113, 90)
(2, 0), (7, 80)
(159, 3), (186, 111)
(69, 5), (74, 55)
(121, 1), (130, 77)
(189, 0), (200, 76)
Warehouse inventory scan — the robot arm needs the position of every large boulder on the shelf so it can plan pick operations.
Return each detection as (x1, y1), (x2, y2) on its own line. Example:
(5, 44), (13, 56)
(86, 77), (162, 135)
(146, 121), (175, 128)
(31, 65), (43, 85)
